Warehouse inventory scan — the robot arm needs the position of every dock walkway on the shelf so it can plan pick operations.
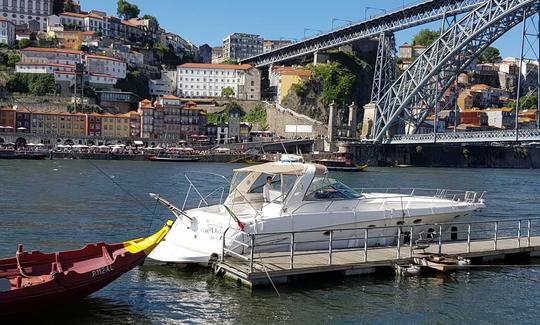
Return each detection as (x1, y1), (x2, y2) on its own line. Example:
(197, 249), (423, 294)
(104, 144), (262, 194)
(214, 219), (540, 287)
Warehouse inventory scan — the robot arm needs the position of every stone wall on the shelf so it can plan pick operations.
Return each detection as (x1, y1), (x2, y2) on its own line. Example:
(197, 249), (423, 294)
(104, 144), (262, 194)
(266, 104), (327, 139)
(344, 143), (540, 169)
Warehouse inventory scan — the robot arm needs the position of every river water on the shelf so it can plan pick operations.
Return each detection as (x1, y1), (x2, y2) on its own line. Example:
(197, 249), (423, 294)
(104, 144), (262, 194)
(1, 160), (540, 324)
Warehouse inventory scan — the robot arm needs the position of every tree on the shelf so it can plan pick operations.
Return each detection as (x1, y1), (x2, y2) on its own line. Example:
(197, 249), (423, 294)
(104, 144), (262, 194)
(28, 74), (57, 95)
(478, 47), (501, 64)
(117, 0), (140, 20)
(64, 0), (77, 12)
(412, 29), (440, 47)
(221, 59), (238, 65)
(6, 52), (20, 66)
(142, 14), (159, 27)
(16, 39), (31, 49)
(221, 86), (235, 98)
(6, 73), (56, 95)
(509, 95), (538, 111)
(115, 70), (149, 99)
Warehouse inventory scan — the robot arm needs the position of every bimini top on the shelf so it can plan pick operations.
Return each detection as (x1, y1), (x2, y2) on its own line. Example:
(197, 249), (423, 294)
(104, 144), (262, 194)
(234, 162), (327, 175)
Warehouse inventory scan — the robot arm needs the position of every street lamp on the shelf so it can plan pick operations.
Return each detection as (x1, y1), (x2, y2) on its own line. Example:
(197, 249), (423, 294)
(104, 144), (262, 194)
(365, 7), (387, 20)
(331, 18), (353, 30)
(303, 28), (324, 39)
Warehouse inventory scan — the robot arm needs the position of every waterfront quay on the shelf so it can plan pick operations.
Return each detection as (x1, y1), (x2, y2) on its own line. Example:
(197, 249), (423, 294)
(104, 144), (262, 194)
(215, 218), (540, 288)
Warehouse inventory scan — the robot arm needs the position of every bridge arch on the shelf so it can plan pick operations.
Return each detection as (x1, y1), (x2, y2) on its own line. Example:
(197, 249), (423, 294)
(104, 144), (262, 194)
(373, 0), (539, 142)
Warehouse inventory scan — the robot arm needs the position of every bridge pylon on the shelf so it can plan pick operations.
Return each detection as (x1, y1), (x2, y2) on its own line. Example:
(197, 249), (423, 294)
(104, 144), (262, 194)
(371, 32), (397, 104)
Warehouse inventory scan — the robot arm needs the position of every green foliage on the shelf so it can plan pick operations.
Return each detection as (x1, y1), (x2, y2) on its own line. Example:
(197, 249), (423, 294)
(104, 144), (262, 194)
(142, 14), (159, 27)
(412, 29), (440, 47)
(6, 73), (56, 95)
(290, 83), (305, 96)
(115, 70), (149, 99)
(207, 102), (245, 124)
(478, 47), (501, 64)
(509, 95), (538, 111)
(16, 39), (32, 49)
(221, 59), (238, 65)
(0, 52), (20, 67)
(221, 86), (235, 98)
(207, 112), (223, 124)
(117, 0), (140, 20)
(309, 62), (356, 106)
(64, 0), (77, 12)
(242, 104), (267, 124)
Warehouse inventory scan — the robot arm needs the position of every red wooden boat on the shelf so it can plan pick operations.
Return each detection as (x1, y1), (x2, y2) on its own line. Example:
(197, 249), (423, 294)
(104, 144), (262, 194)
(0, 220), (174, 316)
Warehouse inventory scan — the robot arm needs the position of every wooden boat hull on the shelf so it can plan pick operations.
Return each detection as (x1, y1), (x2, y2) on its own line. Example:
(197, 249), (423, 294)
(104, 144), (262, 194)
(0, 220), (173, 316)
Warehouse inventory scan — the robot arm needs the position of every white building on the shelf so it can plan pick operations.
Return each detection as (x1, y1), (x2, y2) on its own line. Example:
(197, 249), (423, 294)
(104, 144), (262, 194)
(85, 54), (126, 80)
(160, 31), (195, 55)
(222, 33), (263, 61)
(149, 70), (177, 97)
(0, 17), (16, 46)
(177, 63), (260, 100)
(15, 47), (126, 89)
(0, 0), (53, 31)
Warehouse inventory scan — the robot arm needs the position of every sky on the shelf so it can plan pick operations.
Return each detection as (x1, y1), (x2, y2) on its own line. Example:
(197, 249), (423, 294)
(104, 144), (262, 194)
(82, 0), (534, 58)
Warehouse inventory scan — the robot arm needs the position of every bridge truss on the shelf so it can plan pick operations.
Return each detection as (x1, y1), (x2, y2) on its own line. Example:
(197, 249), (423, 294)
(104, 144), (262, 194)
(241, 0), (487, 67)
(373, 0), (540, 142)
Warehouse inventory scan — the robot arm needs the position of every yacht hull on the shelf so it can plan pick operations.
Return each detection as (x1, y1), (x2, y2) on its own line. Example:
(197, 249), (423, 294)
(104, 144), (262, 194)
(149, 206), (482, 265)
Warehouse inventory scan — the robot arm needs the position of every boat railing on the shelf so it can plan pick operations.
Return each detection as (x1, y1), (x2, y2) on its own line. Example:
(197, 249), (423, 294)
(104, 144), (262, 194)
(221, 228), (251, 264)
(221, 217), (540, 272)
(354, 188), (486, 203)
(182, 172), (229, 210)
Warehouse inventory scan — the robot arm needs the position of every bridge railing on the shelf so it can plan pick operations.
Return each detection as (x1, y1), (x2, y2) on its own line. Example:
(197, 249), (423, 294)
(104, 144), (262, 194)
(384, 129), (540, 144)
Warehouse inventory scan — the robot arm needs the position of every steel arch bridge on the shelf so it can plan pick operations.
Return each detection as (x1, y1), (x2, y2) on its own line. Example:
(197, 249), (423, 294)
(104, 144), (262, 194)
(241, 0), (487, 67)
(372, 0), (540, 142)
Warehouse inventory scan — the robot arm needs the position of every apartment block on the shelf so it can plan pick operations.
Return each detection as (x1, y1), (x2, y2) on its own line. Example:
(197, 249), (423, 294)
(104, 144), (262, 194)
(222, 33), (263, 61)
(177, 63), (260, 100)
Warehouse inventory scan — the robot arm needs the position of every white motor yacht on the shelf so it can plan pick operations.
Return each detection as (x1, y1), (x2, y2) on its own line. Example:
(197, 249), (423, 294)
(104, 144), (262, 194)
(148, 162), (485, 265)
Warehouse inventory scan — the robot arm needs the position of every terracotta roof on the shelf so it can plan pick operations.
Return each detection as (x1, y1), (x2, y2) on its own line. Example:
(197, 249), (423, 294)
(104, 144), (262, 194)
(21, 47), (82, 55)
(86, 54), (123, 62)
(60, 12), (104, 20)
(179, 63), (252, 70)
(16, 62), (75, 68)
(162, 95), (181, 100)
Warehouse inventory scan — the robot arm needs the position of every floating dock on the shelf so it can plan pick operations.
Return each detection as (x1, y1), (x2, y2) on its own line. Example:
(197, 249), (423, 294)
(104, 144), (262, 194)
(213, 219), (540, 287)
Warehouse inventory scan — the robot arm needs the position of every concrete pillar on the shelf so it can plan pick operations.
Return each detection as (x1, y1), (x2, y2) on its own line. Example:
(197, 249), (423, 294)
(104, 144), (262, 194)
(313, 51), (329, 65)
(348, 102), (358, 138)
(361, 103), (376, 139)
(325, 102), (336, 152)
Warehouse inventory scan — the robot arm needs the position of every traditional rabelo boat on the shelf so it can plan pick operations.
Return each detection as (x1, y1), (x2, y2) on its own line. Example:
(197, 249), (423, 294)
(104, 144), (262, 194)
(0, 220), (173, 316)
(312, 153), (367, 172)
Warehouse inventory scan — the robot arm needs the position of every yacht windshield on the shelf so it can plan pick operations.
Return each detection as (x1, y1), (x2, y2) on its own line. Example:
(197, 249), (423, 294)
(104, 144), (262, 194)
(305, 176), (362, 201)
